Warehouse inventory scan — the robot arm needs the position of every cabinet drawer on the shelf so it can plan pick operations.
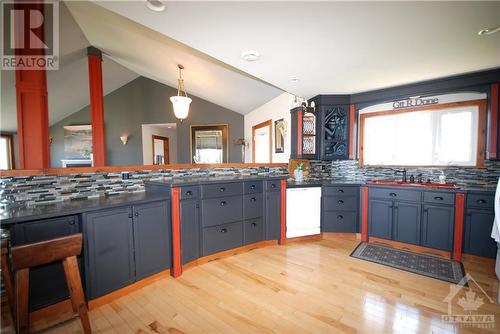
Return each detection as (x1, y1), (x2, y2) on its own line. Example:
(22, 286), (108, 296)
(244, 193), (263, 219)
(423, 191), (455, 205)
(467, 193), (494, 209)
(201, 196), (243, 227)
(369, 188), (421, 202)
(265, 180), (281, 192)
(244, 219), (264, 245)
(323, 196), (357, 211)
(201, 182), (243, 199)
(202, 222), (243, 256)
(323, 211), (357, 232)
(180, 186), (199, 200)
(323, 186), (358, 197)
(244, 181), (263, 194)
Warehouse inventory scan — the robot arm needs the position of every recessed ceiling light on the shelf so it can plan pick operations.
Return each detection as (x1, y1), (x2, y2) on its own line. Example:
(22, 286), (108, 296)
(290, 78), (300, 84)
(145, 0), (166, 12)
(478, 26), (500, 36)
(241, 50), (260, 62)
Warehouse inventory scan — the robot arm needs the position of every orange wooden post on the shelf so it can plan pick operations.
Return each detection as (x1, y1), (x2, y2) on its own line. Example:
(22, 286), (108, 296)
(361, 186), (369, 242)
(489, 83), (499, 159)
(87, 47), (106, 166)
(279, 179), (287, 245)
(453, 193), (465, 261)
(170, 187), (182, 277)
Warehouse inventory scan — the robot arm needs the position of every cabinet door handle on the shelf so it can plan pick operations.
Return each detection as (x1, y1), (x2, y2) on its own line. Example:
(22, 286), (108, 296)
(219, 187), (226, 192)
(220, 228), (228, 233)
(338, 189), (344, 193)
(250, 185), (256, 189)
(250, 197), (257, 202)
(69, 220), (76, 225)
(186, 190), (193, 196)
(337, 215), (343, 220)
(389, 192), (397, 197)
(251, 222), (257, 227)
(434, 196), (444, 201)
(477, 199), (487, 204)
(134, 212), (139, 217)
(128, 213), (133, 218)
(338, 200), (344, 204)
(271, 183), (276, 188)
(220, 201), (227, 206)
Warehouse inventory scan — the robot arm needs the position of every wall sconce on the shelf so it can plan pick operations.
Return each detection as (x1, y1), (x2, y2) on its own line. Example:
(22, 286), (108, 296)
(120, 135), (129, 145)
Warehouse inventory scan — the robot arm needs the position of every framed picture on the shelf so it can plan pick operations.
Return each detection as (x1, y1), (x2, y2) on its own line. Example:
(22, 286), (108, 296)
(63, 125), (92, 157)
(274, 119), (286, 153)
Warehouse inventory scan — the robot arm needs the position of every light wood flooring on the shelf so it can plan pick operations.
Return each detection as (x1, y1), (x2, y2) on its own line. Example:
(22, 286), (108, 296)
(2, 234), (499, 333)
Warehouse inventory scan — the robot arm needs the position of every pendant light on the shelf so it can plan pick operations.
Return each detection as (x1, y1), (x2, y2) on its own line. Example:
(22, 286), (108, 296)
(170, 64), (192, 121)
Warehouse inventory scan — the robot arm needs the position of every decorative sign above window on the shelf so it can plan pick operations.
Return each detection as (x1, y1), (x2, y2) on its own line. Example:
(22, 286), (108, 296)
(393, 97), (439, 109)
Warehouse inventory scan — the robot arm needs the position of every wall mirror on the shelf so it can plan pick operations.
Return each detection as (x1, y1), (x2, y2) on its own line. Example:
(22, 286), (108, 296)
(190, 125), (228, 164)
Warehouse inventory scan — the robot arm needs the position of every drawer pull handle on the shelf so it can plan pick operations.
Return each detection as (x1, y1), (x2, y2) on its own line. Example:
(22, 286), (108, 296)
(434, 196), (444, 201)
(219, 187), (226, 192)
(220, 228), (228, 233)
(338, 200), (344, 204)
(128, 214), (133, 218)
(220, 201), (227, 206)
(250, 197), (257, 202)
(389, 192), (397, 197)
(186, 190), (193, 196)
(134, 212), (139, 217)
(250, 185), (256, 189)
(477, 199), (487, 204)
(338, 189), (344, 193)
(251, 222), (257, 227)
(337, 215), (343, 220)
(271, 184), (276, 188)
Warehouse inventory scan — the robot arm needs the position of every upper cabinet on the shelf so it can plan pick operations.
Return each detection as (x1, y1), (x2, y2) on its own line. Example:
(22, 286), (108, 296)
(290, 95), (351, 160)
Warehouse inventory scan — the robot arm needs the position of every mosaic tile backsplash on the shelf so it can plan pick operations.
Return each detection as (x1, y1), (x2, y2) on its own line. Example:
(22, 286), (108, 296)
(0, 167), (288, 208)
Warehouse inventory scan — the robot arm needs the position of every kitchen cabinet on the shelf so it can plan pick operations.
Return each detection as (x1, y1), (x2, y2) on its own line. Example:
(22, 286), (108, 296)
(393, 202), (421, 245)
(318, 104), (350, 160)
(265, 189), (281, 240)
(180, 198), (200, 265)
(322, 185), (359, 233)
(369, 199), (393, 239)
(10, 216), (80, 311)
(463, 192), (497, 258)
(421, 204), (454, 251)
(84, 200), (170, 299)
(290, 106), (319, 159)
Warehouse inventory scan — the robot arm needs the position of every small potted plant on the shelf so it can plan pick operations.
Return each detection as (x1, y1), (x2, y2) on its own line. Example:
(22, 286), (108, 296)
(294, 163), (308, 182)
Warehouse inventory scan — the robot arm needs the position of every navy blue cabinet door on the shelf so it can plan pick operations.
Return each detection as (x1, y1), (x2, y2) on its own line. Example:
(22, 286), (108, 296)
(393, 202), (421, 245)
(369, 199), (393, 239)
(320, 105), (349, 160)
(84, 207), (135, 299)
(133, 201), (171, 280)
(180, 200), (200, 264)
(464, 210), (497, 258)
(421, 205), (454, 251)
(265, 191), (281, 240)
(10, 216), (79, 311)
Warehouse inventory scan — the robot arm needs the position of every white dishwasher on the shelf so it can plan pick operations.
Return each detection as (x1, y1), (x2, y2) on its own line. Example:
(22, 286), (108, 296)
(286, 187), (322, 238)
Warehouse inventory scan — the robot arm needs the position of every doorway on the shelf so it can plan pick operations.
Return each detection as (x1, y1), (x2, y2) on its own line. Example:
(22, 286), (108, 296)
(152, 135), (170, 165)
(252, 120), (272, 163)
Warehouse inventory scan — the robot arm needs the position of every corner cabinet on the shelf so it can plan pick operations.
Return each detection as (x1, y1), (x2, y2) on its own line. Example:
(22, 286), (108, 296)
(290, 95), (351, 160)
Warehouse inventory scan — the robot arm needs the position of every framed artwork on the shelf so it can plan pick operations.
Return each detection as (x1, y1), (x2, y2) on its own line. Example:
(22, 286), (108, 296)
(274, 119), (286, 153)
(63, 125), (92, 157)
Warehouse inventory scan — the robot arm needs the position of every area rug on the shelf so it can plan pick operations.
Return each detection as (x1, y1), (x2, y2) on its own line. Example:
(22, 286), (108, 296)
(350, 242), (466, 284)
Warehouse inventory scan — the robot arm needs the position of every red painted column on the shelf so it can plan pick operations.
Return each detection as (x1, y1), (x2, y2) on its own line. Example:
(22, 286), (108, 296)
(348, 104), (356, 159)
(361, 186), (369, 242)
(14, 2), (50, 169)
(279, 179), (287, 245)
(452, 193), (465, 261)
(489, 83), (499, 159)
(171, 187), (182, 277)
(87, 47), (106, 166)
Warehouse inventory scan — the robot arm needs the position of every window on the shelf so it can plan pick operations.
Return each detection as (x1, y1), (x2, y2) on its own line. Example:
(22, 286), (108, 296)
(359, 100), (486, 167)
(0, 134), (14, 170)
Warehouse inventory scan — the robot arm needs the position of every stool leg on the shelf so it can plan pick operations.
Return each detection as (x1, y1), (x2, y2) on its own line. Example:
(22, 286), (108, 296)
(1, 251), (15, 323)
(15, 268), (30, 334)
(62, 256), (91, 334)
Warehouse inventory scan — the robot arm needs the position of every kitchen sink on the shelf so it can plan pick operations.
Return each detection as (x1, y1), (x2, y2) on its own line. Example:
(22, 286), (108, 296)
(367, 180), (459, 189)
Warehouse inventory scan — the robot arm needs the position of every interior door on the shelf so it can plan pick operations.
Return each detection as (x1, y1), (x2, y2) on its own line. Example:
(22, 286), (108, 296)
(252, 120), (272, 163)
(152, 135), (169, 164)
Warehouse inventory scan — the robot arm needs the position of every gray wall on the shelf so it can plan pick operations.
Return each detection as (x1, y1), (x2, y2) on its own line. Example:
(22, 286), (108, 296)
(50, 76), (244, 167)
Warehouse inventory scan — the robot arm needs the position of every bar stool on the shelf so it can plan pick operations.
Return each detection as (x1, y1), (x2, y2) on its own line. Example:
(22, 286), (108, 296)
(10, 233), (91, 334)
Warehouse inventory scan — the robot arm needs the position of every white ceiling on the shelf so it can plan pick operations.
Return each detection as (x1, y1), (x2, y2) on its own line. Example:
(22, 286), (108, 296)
(96, 1), (500, 99)
(0, 2), (139, 132)
(64, 1), (284, 115)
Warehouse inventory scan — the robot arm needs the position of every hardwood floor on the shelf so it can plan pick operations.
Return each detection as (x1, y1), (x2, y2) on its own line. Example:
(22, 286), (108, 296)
(2, 234), (499, 333)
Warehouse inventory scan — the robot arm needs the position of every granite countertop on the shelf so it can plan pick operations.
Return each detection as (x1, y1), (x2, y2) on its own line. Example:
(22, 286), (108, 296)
(146, 174), (287, 187)
(0, 192), (170, 226)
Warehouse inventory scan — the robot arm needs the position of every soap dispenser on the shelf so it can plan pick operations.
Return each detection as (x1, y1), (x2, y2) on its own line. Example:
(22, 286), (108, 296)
(438, 171), (446, 184)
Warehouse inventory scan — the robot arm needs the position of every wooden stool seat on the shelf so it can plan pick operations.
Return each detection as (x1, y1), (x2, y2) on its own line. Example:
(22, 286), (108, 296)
(8, 233), (91, 333)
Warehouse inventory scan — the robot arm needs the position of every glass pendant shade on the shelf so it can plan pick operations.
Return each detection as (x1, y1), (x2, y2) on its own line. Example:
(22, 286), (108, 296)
(170, 95), (192, 120)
